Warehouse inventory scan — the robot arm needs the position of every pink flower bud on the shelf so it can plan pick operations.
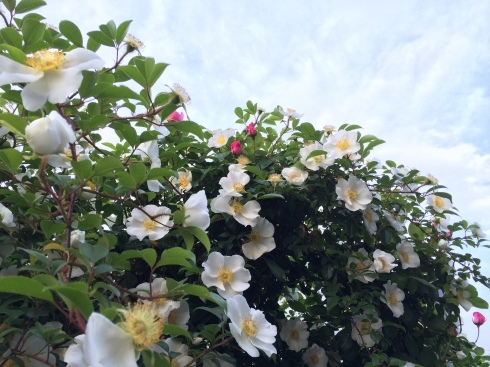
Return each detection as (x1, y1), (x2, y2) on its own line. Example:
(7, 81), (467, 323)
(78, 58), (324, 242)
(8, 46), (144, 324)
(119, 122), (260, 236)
(247, 122), (257, 137)
(230, 140), (242, 155)
(448, 325), (458, 337)
(473, 311), (486, 326)
(167, 111), (184, 122)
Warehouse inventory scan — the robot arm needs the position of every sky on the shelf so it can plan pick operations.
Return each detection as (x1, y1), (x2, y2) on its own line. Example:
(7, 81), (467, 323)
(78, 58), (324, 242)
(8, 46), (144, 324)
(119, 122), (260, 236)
(38, 0), (490, 352)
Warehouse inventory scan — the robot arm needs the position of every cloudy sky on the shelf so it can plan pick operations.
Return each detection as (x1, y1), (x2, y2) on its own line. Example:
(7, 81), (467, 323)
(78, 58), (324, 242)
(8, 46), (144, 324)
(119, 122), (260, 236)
(40, 0), (490, 350)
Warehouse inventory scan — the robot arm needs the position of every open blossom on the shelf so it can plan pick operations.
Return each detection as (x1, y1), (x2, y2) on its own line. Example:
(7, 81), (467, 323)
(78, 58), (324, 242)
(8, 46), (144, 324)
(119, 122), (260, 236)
(381, 280), (405, 317)
(167, 110), (184, 122)
(183, 190), (210, 231)
(25, 111), (77, 156)
(0, 203), (16, 227)
(219, 171), (250, 197)
(280, 318), (309, 352)
(336, 175), (372, 211)
(426, 194), (452, 213)
(0, 49), (104, 111)
(172, 83), (191, 104)
(396, 241), (420, 269)
(126, 205), (174, 241)
(170, 170), (192, 192)
(346, 248), (375, 283)
(383, 209), (405, 232)
(154, 338), (195, 367)
(451, 280), (472, 311)
(202, 252), (251, 299)
(363, 205), (379, 235)
(372, 249), (397, 273)
(208, 128), (236, 148)
(278, 106), (303, 119)
(323, 130), (360, 159)
(226, 294), (277, 357)
(136, 140), (162, 192)
(471, 222), (487, 239)
(351, 311), (383, 348)
(299, 141), (334, 171)
(434, 215), (451, 233)
(302, 344), (328, 367)
(281, 167), (308, 185)
(211, 195), (261, 227)
(242, 217), (276, 260)
(64, 313), (138, 367)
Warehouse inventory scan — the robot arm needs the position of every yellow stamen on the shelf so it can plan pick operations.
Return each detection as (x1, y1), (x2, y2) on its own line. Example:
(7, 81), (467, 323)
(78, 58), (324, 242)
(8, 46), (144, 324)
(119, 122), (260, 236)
(399, 251), (409, 263)
(347, 189), (358, 200)
(360, 321), (371, 334)
(233, 182), (245, 193)
(433, 196), (444, 208)
(364, 211), (372, 222)
(242, 317), (258, 336)
(217, 135), (226, 145)
(179, 176), (189, 188)
(310, 354), (319, 364)
(218, 267), (233, 284)
(249, 231), (260, 243)
(357, 261), (366, 270)
(388, 293), (398, 305)
(25, 49), (64, 71)
(290, 329), (299, 340)
(237, 155), (250, 164)
(167, 309), (177, 324)
(312, 155), (324, 163)
(118, 302), (164, 350)
(143, 217), (157, 230)
(232, 201), (243, 214)
(336, 138), (350, 151)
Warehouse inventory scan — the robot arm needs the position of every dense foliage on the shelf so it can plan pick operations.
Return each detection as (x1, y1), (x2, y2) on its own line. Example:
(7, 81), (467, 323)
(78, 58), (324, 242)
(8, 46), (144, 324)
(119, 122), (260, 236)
(0, 1), (488, 366)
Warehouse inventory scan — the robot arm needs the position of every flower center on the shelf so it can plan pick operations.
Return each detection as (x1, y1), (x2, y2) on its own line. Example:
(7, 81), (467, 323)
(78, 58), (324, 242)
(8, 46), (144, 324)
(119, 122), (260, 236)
(237, 155), (250, 164)
(360, 321), (371, 334)
(290, 329), (299, 340)
(364, 211), (372, 222)
(179, 176), (189, 188)
(388, 292), (398, 305)
(312, 155), (324, 163)
(399, 251), (409, 262)
(433, 196), (444, 208)
(218, 267), (233, 284)
(217, 135), (226, 145)
(119, 302), (164, 350)
(249, 230), (260, 243)
(347, 189), (358, 200)
(457, 291), (465, 301)
(378, 257), (387, 270)
(290, 174), (298, 180)
(232, 201), (243, 214)
(336, 138), (350, 151)
(143, 217), (157, 230)
(167, 309), (177, 324)
(233, 182), (245, 193)
(310, 354), (319, 364)
(25, 49), (64, 71)
(242, 317), (258, 336)
(357, 261), (366, 270)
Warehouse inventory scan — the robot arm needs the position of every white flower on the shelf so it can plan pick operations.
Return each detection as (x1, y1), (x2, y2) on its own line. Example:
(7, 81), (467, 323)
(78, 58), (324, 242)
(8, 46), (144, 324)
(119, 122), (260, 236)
(183, 190), (210, 231)
(126, 205), (174, 241)
(242, 217), (276, 260)
(456, 351), (466, 360)
(471, 222), (486, 239)
(279, 318), (309, 352)
(372, 249), (397, 273)
(383, 209), (406, 232)
(48, 145), (86, 168)
(299, 142), (334, 171)
(136, 278), (179, 313)
(438, 239), (449, 250)
(172, 83), (191, 104)
(136, 140), (162, 192)
(202, 252), (251, 299)
(302, 343), (328, 367)
(70, 230), (85, 248)
(426, 194), (452, 213)
(154, 338), (195, 367)
(0, 203), (16, 227)
(451, 280), (472, 311)
(151, 115), (170, 138)
(281, 167), (308, 186)
(278, 107), (303, 119)
(226, 294), (277, 357)
(170, 170), (192, 192)
(346, 248), (375, 284)
(381, 280), (405, 318)
(219, 171), (250, 197)
(166, 300), (191, 330)
(25, 111), (76, 155)
(336, 175), (372, 211)
(434, 215), (451, 233)
(396, 241), (420, 269)
(0, 48), (104, 111)
(323, 130), (360, 159)
(351, 311), (383, 348)
(211, 195), (261, 227)
(64, 313), (138, 367)
(208, 128), (236, 148)
(363, 205), (379, 235)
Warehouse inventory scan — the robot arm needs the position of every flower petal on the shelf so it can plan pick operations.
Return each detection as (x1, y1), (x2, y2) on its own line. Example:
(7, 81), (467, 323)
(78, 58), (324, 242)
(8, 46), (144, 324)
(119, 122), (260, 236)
(0, 55), (43, 85)
(64, 48), (105, 70)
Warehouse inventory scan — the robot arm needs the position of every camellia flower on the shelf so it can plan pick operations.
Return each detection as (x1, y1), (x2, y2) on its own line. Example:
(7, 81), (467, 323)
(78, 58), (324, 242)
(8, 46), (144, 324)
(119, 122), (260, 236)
(172, 83), (191, 104)
(372, 249), (397, 273)
(351, 311), (383, 348)
(383, 209), (406, 232)
(280, 318), (309, 352)
(363, 205), (379, 235)
(167, 110), (185, 122)
(230, 140), (242, 155)
(426, 194), (452, 213)
(0, 48), (104, 111)
(434, 215), (451, 233)
(202, 252), (251, 299)
(183, 190), (210, 231)
(472, 311), (486, 326)
(126, 205), (174, 241)
(226, 294), (277, 357)
(336, 175), (373, 211)
(208, 128), (236, 148)
(124, 34), (144, 52)
(64, 313), (138, 367)
(302, 343), (328, 367)
(381, 280), (405, 318)
(136, 140), (162, 192)
(396, 241), (420, 269)
(154, 338), (195, 367)
(211, 195), (261, 227)
(323, 130), (360, 159)
(299, 141), (334, 171)
(267, 173), (284, 187)
(247, 122), (257, 136)
(278, 106), (303, 119)
(471, 222), (487, 239)
(456, 351), (466, 360)
(346, 248), (375, 283)
(281, 167), (309, 186)
(0, 203), (16, 227)
(170, 170), (193, 192)
(242, 217), (276, 260)
(451, 280), (472, 311)
(219, 171), (250, 197)
(25, 111), (76, 156)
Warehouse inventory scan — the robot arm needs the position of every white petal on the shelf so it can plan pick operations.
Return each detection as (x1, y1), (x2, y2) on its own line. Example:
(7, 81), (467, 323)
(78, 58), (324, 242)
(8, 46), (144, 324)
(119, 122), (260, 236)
(0, 55), (43, 85)
(64, 335), (88, 367)
(64, 48), (105, 70)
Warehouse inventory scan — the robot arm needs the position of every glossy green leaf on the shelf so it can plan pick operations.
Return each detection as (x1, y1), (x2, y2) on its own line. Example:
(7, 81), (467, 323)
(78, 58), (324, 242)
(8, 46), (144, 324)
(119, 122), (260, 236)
(0, 28), (22, 49)
(0, 148), (23, 174)
(21, 19), (45, 47)
(59, 20), (83, 47)
(115, 20), (132, 44)
(15, 0), (46, 13)
(93, 156), (125, 176)
(0, 276), (53, 302)
(0, 113), (27, 136)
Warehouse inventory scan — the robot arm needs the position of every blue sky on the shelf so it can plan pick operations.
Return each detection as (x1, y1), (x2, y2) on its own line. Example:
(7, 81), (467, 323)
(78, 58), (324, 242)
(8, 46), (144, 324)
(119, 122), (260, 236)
(41, 0), (490, 351)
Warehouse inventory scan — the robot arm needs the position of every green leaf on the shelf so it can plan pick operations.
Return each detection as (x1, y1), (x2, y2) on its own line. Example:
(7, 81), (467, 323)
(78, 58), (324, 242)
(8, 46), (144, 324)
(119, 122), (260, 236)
(93, 156), (125, 176)
(87, 30), (114, 47)
(80, 242), (108, 263)
(181, 284), (210, 298)
(115, 20), (132, 44)
(305, 149), (327, 160)
(129, 162), (147, 184)
(140, 248), (157, 268)
(0, 44), (26, 63)
(15, 0), (46, 13)
(299, 122), (316, 139)
(59, 20), (83, 47)
(111, 122), (138, 146)
(78, 214), (103, 231)
(161, 324), (192, 342)
(86, 37), (100, 52)
(118, 65), (146, 87)
(0, 276), (53, 302)
(2, 0), (17, 12)
(178, 227), (195, 250)
(147, 62), (168, 88)
(71, 159), (93, 180)
(408, 223), (425, 240)
(171, 121), (204, 139)
(147, 167), (174, 180)
(95, 85), (143, 101)
(51, 283), (93, 318)
(156, 247), (195, 268)
(40, 220), (66, 238)
(258, 193), (285, 200)
(470, 297), (489, 309)
(0, 148), (23, 174)
(0, 113), (28, 136)
(21, 19), (45, 47)
(0, 27), (23, 49)
(187, 227), (211, 252)
(264, 258), (287, 281)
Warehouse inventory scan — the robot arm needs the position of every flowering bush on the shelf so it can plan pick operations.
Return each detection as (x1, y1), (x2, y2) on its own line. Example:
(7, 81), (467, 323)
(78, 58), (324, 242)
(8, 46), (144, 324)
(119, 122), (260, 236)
(0, 2), (489, 367)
